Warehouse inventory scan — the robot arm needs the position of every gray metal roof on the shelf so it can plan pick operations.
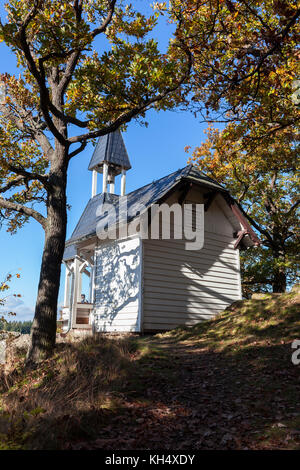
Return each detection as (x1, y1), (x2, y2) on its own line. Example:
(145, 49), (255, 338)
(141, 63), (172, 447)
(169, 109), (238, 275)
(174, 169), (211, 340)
(63, 165), (228, 260)
(63, 243), (77, 262)
(88, 130), (131, 171)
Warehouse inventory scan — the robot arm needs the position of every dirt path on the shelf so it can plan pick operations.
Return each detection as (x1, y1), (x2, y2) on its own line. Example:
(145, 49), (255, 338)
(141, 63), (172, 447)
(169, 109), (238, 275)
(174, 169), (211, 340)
(68, 336), (300, 450)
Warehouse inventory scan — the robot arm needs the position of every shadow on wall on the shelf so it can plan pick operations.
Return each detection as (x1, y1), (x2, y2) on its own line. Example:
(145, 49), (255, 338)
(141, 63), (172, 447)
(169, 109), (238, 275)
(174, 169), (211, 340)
(92, 229), (240, 332)
(142, 234), (240, 329)
(93, 241), (140, 330)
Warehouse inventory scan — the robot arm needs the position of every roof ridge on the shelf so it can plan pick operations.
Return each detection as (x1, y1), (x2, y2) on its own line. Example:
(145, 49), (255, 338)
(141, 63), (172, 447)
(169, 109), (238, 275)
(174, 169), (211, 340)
(63, 164), (227, 258)
(126, 166), (187, 197)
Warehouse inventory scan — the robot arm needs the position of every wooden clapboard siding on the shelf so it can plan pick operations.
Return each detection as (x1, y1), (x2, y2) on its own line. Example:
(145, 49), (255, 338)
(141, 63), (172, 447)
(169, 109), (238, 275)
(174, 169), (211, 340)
(142, 198), (241, 331)
(93, 236), (141, 332)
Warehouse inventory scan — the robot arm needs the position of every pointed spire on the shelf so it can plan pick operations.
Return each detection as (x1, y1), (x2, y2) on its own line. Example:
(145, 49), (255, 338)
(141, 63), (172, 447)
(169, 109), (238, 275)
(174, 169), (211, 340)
(88, 130), (131, 172)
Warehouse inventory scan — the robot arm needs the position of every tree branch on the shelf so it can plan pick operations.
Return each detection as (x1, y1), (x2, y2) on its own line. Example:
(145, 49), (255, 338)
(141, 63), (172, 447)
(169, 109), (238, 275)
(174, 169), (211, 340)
(230, 7), (300, 86)
(7, 164), (49, 188)
(69, 45), (192, 144)
(16, 3), (67, 144)
(91, 0), (117, 38)
(68, 141), (87, 160)
(0, 99), (55, 160)
(233, 199), (274, 246)
(287, 199), (300, 216)
(57, 0), (117, 98)
(0, 196), (46, 229)
(0, 176), (24, 193)
(34, 131), (54, 160)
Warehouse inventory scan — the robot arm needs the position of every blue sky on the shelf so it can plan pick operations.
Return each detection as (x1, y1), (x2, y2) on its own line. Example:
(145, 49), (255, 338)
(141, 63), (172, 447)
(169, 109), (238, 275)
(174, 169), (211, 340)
(0, 1), (209, 321)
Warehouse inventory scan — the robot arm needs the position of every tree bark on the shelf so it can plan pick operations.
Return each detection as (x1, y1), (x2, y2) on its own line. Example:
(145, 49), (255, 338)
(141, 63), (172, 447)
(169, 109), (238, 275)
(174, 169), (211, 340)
(26, 146), (68, 364)
(272, 248), (287, 294)
(272, 262), (287, 293)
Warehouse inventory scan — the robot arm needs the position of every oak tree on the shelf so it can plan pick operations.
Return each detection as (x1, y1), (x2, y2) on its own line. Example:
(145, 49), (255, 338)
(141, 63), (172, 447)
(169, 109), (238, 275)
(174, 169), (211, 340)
(170, 0), (300, 132)
(179, 0), (300, 294)
(0, 0), (191, 363)
(188, 123), (299, 295)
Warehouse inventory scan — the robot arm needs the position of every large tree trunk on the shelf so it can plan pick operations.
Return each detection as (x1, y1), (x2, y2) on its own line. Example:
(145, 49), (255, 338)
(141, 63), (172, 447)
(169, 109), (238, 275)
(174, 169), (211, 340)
(26, 148), (68, 364)
(272, 267), (287, 293)
(272, 248), (287, 293)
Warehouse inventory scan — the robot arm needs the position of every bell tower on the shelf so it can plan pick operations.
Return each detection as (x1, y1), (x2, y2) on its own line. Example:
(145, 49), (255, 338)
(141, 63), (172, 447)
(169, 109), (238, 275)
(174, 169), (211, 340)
(88, 130), (131, 197)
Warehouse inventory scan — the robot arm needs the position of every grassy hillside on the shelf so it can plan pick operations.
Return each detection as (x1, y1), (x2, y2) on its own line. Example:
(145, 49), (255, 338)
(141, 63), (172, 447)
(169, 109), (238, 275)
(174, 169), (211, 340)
(0, 288), (299, 450)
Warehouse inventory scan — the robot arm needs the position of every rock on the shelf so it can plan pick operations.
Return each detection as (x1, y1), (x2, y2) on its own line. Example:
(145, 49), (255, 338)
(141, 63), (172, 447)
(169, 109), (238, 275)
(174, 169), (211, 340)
(58, 329), (93, 343)
(0, 331), (21, 364)
(9, 333), (30, 352)
(0, 331), (29, 365)
(0, 340), (6, 364)
(251, 293), (268, 300)
(0, 330), (20, 341)
(7, 334), (30, 361)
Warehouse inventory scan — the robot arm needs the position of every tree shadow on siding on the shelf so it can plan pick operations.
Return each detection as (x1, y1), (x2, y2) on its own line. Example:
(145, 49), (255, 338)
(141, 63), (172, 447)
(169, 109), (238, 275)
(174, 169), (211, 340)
(144, 236), (240, 330)
(94, 243), (140, 330)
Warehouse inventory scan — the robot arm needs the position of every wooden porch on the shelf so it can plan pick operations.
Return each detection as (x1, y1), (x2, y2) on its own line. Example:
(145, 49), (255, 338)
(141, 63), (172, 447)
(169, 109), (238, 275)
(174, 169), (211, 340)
(58, 303), (93, 331)
(74, 303), (93, 328)
(60, 250), (96, 332)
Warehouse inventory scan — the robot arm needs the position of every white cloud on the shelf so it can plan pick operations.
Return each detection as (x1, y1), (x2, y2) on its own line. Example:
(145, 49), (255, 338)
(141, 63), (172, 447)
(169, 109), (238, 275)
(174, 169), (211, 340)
(0, 296), (34, 321)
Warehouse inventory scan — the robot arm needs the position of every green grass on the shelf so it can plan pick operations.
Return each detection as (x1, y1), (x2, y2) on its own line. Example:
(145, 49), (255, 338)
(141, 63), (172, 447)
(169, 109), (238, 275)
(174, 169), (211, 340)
(0, 335), (138, 449)
(157, 290), (300, 351)
(0, 288), (299, 450)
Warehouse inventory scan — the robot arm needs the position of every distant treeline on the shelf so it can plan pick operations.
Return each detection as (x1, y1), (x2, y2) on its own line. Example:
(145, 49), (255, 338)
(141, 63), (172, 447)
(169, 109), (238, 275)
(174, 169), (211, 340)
(0, 320), (32, 334)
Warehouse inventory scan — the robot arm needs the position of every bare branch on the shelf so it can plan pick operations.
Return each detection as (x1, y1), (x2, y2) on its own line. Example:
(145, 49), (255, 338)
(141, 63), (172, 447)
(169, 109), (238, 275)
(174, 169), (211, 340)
(68, 141), (87, 160)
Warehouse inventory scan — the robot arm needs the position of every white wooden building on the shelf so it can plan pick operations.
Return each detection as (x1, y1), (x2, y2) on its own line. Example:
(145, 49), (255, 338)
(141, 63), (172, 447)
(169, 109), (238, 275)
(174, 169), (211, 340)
(60, 131), (259, 333)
